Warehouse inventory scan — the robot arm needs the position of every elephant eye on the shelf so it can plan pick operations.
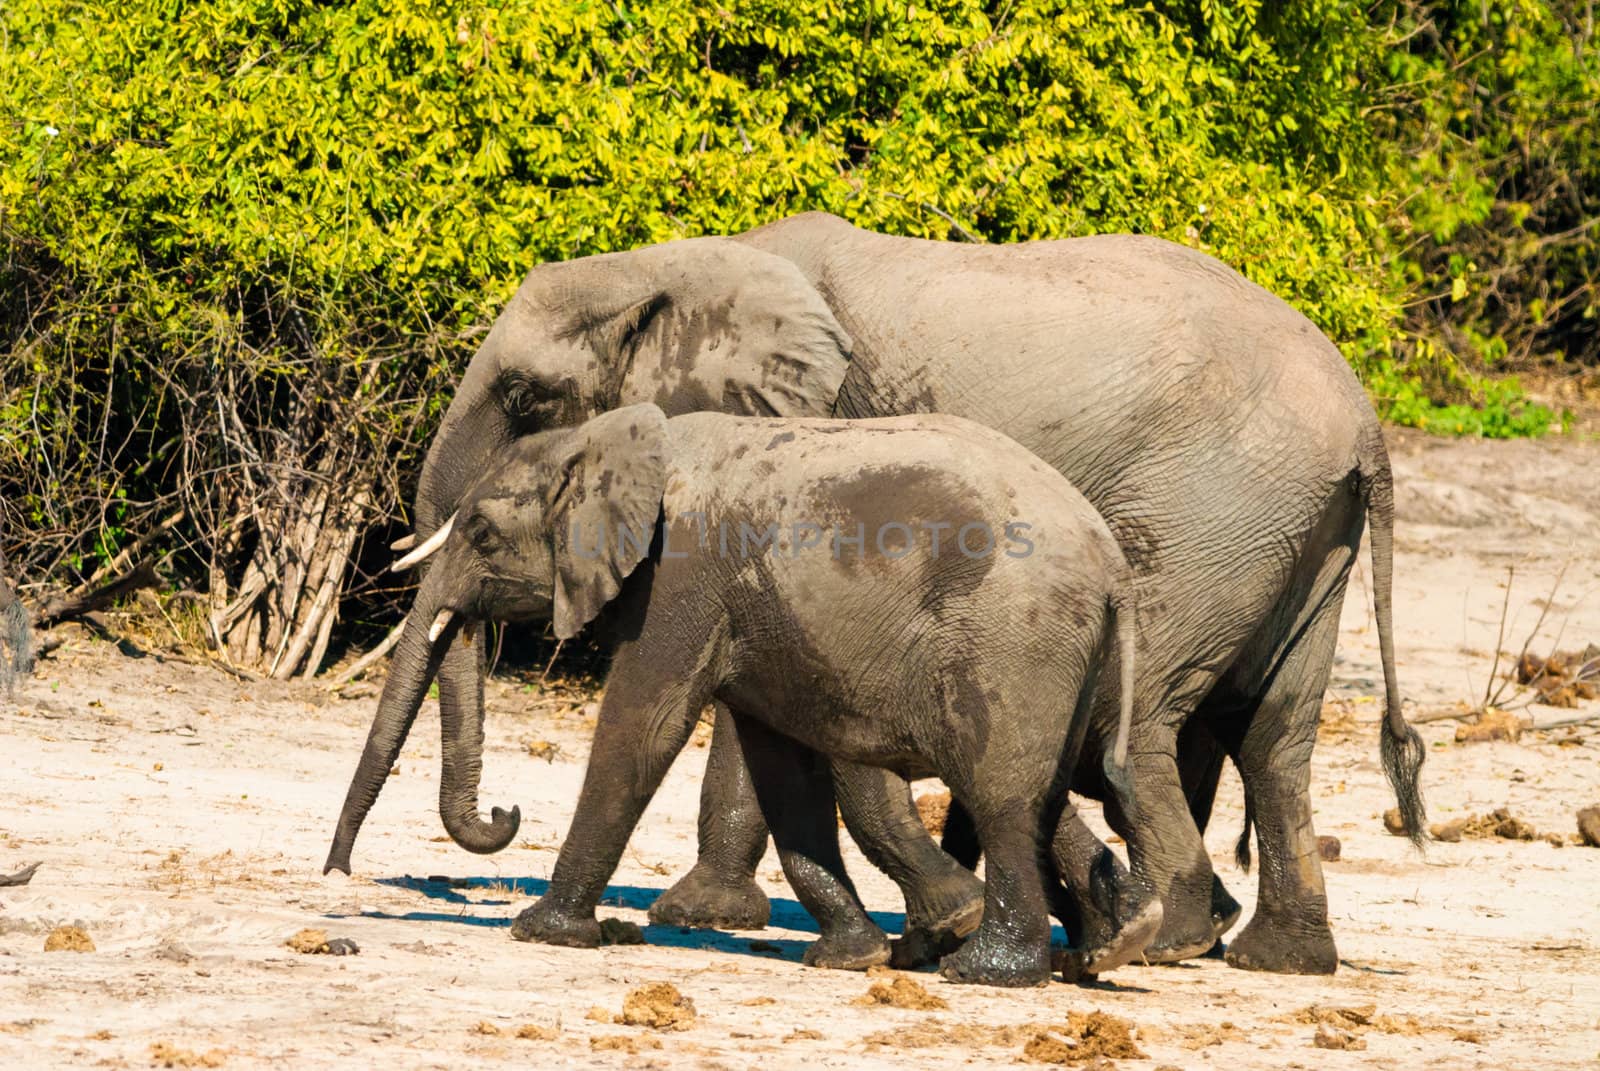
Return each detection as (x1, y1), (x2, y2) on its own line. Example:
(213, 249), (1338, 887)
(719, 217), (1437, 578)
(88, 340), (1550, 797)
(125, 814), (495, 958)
(500, 373), (543, 419)
(465, 513), (496, 551)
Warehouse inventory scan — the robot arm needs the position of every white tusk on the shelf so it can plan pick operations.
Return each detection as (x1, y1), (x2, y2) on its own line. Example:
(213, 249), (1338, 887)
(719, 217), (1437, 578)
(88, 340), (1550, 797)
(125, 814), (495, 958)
(391, 514), (455, 572)
(390, 532), (417, 552)
(428, 610), (455, 644)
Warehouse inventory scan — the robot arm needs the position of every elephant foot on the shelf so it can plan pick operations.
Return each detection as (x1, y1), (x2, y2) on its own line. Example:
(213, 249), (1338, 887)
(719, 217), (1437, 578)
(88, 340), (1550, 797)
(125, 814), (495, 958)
(1080, 894), (1163, 975)
(892, 884), (985, 969)
(802, 926), (891, 971)
(647, 862), (771, 930)
(1224, 913), (1338, 975)
(509, 900), (601, 948)
(939, 928), (1051, 988)
(1142, 870), (1222, 965)
(1210, 874), (1243, 939)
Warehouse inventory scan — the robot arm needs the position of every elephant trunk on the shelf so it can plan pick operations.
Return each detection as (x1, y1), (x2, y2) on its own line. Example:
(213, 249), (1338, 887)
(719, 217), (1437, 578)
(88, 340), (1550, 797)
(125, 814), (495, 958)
(436, 621), (520, 853)
(324, 566), (516, 873)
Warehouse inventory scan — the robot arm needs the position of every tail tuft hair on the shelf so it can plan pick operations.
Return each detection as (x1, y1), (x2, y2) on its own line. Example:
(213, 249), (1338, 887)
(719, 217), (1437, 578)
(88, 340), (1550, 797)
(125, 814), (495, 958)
(1234, 796), (1254, 873)
(1381, 713), (1428, 848)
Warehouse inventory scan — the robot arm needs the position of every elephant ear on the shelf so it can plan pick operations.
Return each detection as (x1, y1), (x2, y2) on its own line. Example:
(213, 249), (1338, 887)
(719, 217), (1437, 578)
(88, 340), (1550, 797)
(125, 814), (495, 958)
(619, 240), (852, 419)
(547, 404), (670, 640)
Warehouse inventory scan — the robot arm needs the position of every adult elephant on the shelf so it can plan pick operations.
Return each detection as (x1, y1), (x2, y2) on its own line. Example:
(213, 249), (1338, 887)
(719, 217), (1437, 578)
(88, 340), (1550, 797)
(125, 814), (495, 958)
(335, 211), (1424, 975)
(0, 541), (32, 694)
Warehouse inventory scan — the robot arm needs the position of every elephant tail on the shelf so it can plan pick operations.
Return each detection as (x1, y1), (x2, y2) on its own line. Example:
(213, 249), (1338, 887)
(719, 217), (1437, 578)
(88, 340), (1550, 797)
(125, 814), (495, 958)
(1358, 435), (1427, 849)
(1100, 588), (1137, 808)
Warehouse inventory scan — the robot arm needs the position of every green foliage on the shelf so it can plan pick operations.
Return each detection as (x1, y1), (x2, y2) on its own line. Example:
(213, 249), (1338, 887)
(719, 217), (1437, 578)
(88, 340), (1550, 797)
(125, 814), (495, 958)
(0, 0), (1588, 625)
(1379, 1), (1600, 372)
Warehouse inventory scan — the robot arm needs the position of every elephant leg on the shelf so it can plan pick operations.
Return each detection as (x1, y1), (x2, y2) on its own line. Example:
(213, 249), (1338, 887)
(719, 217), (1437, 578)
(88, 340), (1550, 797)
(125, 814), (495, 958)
(1051, 805), (1163, 975)
(647, 701), (772, 930)
(511, 646), (712, 947)
(1222, 585), (1350, 975)
(831, 762), (985, 968)
(1175, 715), (1243, 941)
(936, 793), (1054, 987)
(732, 714), (890, 970)
(1101, 731), (1219, 964)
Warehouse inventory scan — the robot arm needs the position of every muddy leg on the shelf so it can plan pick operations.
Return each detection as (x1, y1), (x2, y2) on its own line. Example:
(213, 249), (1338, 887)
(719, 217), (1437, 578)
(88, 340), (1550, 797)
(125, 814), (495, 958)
(938, 797), (1053, 988)
(1223, 593), (1346, 975)
(732, 715), (889, 969)
(647, 701), (772, 930)
(832, 762), (984, 967)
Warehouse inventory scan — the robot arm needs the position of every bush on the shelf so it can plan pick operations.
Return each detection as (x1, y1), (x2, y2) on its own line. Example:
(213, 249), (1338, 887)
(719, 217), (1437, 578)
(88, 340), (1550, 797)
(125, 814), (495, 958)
(0, 1), (1585, 667)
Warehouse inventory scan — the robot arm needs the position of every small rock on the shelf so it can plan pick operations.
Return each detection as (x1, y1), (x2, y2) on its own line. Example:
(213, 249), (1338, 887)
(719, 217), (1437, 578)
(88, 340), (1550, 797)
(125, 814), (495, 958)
(1431, 818), (1469, 843)
(44, 925), (94, 953)
(1577, 806), (1600, 848)
(1316, 835), (1341, 862)
(1382, 808), (1406, 835)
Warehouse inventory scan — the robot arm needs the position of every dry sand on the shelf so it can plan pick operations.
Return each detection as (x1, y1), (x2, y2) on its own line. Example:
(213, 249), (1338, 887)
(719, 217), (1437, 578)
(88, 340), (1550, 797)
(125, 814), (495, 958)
(2, 427), (1598, 1069)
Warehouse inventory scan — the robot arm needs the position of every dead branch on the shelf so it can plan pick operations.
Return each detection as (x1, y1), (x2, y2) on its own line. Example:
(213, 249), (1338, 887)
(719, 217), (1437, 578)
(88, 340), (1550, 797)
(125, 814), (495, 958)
(34, 561), (162, 629)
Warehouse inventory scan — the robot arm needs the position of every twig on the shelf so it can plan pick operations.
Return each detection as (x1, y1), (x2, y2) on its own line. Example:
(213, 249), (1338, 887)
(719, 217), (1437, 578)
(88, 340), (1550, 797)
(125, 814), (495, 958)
(1482, 565), (1514, 708)
(879, 191), (984, 243)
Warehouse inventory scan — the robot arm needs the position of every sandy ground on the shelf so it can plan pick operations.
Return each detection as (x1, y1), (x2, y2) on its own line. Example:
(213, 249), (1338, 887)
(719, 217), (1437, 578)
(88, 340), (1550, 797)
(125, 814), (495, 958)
(3, 427), (1599, 1069)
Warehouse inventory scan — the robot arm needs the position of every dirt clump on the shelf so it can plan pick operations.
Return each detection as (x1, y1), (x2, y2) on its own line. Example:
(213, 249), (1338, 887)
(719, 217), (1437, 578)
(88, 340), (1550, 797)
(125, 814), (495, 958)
(864, 1021), (1036, 1050)
(43, 925), (94, 952)
(514, 1023), (558, 1041)
(1022, 1011), (1146, 1064)
(149, 1041), (227, 1067)
(284, 928), (358, 955)
(1454, 706), (1524, 742)
(784, 1028), (823, 1042)
(855, 973), (949, 1010)
(1514, 647), (1599, 707)
(619, 982), (696, 1029)
(1317, 835), (1341, 861)
(1429, 807), (1540, 842)
(469, 1021), (501, 1036)
(590, 1035), (661, 1053)
(1383, 807), (1408, 834)
(585, 1006), (614, 1023)
(1577, 806), (1600, 847)
(1173, 1020), (1246, 1049)
(1312, 1023), (1366, 1050)
(915, 790), (952, 836)
(597, 917), (644, 945)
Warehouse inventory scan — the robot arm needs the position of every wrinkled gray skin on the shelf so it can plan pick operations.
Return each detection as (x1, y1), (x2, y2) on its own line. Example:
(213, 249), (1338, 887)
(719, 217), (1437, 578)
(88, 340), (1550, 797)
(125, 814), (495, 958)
(0, 542), (32, 695)
(353, 212), (1425, 975)
(328, 406), (1146, 987)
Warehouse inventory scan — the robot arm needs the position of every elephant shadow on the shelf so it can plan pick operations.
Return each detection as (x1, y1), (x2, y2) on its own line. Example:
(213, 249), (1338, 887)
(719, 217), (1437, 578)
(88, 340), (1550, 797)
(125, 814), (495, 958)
(345, 875), (910, 964)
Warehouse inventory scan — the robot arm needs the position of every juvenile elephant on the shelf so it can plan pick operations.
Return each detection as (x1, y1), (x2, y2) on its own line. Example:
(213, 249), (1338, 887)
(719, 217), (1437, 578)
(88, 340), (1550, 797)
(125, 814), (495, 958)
(384, 212), (1424, 974)
(326, 406), (1142, 986)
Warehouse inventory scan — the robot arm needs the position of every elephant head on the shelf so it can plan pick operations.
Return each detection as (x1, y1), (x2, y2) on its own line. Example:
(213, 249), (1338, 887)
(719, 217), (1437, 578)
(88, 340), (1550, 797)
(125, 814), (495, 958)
(325, 406), (670, 874)
(388, 238), (850, 862)
(413, 237), (851, 536)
